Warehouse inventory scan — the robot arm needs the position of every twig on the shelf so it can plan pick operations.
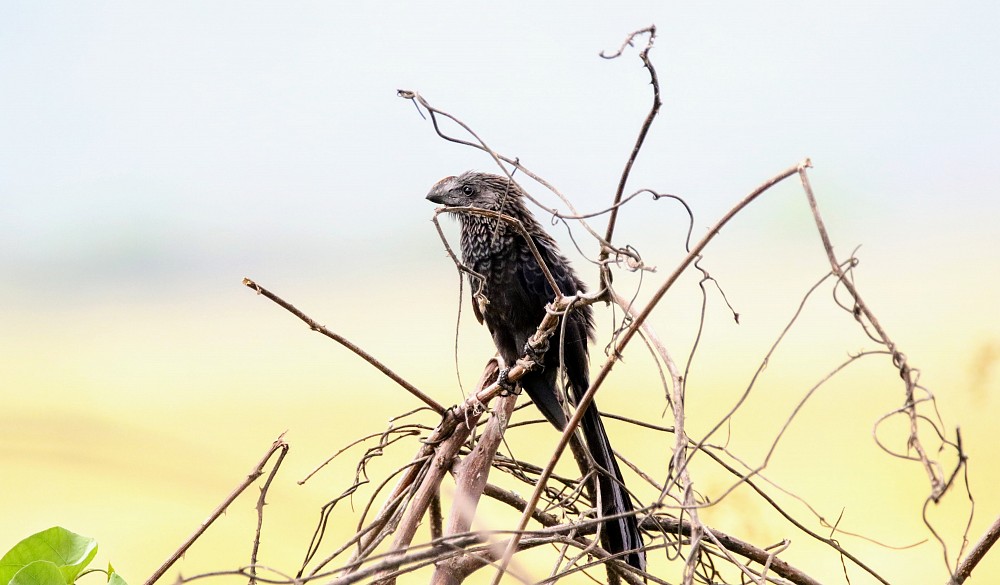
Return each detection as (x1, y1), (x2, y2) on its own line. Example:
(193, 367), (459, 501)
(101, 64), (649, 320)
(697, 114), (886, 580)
(797, 169), (947, 499)
(949, 513), (1000, 584)
(302, 419), (436, 576)
(243, 278), (445, 415)
(299, 426), (423, 486)
(670, 309), (702, 585)
(798, 167), (975, 573)
(249, 440), (290, 585)
(598, 25), (661, 291)
(144, 435), (289, 585)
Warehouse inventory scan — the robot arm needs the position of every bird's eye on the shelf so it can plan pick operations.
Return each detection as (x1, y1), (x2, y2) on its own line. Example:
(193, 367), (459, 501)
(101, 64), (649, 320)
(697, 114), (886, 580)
(461, 185), (474, 196)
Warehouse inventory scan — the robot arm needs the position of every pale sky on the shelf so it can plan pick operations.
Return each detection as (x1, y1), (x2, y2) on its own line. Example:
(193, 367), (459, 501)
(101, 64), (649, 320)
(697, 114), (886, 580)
(3, 1), (998, 296)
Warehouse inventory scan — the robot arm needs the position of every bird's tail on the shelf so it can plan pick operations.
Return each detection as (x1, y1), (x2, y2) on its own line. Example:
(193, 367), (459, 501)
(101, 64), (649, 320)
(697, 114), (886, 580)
(579, 402), (647, 574)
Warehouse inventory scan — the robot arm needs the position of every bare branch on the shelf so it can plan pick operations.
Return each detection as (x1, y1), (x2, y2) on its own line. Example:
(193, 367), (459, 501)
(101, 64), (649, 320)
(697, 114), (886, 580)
(243, 278), (445, 415)
(369, 360), (500, 584)
(798, 168), (949, 499)
(950, 513), (1000, 584)
(249, 440), (289, 585)
(430, 393), (519, 585)
(144, 435), (289, 585)
(598, 25), (661, 291)
(210, 25), (981, 585)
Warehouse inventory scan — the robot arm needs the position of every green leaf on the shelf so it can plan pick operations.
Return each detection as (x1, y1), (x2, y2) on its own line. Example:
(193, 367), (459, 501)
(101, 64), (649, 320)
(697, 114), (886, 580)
(0, 527), (98, 585)
(106, 562), (127, 585)
(8, 561), (66, 585)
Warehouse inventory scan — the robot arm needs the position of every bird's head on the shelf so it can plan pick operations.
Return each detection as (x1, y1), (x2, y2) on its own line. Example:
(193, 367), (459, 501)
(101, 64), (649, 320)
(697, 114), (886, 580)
(425, 171), (518, 211)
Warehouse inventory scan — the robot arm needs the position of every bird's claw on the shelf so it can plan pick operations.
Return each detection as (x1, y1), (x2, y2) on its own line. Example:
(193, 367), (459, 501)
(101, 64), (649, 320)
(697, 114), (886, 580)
(522, 338), (549, 368)
(496, 367), (519, 396)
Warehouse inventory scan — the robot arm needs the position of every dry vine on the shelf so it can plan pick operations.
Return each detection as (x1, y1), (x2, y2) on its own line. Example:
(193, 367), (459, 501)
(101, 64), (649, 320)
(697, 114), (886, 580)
(138, 24), (993, 585)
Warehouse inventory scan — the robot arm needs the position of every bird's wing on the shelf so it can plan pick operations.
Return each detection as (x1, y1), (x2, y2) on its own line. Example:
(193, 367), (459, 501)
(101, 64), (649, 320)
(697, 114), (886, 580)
(516, 234), (594, 397)
(516, 235), (574, 303)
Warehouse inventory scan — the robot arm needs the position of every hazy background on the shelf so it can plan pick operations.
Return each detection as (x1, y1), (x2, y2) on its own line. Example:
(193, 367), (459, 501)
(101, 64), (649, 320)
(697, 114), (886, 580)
(2, 2), (998, 583)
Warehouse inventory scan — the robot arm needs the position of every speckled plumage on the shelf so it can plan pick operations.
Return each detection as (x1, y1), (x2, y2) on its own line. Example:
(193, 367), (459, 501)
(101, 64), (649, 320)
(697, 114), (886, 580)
(427, 171), (645, 573)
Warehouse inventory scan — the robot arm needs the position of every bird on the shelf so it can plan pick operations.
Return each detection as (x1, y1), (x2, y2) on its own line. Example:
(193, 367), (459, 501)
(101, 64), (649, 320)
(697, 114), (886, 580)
(426, 171), (646, 573)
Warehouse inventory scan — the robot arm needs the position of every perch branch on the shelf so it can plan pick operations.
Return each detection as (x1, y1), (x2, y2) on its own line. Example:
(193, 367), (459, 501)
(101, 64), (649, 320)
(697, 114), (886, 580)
(430, 393), (520, 585)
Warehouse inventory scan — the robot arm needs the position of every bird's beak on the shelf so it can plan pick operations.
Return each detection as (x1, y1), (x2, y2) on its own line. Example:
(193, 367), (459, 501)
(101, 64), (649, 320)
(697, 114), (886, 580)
(426, 175), (456, 205)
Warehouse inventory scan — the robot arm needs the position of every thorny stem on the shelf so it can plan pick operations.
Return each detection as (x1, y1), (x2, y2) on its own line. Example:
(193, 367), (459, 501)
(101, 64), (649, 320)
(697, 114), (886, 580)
(250, 442), (289, 585)
(144, 435), (289, 585)
(598, 26), (661, 293)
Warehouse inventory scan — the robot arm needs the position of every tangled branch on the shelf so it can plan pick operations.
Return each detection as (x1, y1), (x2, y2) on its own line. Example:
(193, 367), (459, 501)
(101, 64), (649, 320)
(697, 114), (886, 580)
(143, 23), (987, 585)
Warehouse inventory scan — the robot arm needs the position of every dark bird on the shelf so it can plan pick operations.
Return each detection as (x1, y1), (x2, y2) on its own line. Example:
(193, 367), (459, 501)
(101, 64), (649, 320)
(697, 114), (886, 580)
(426, 171), (646, 573)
